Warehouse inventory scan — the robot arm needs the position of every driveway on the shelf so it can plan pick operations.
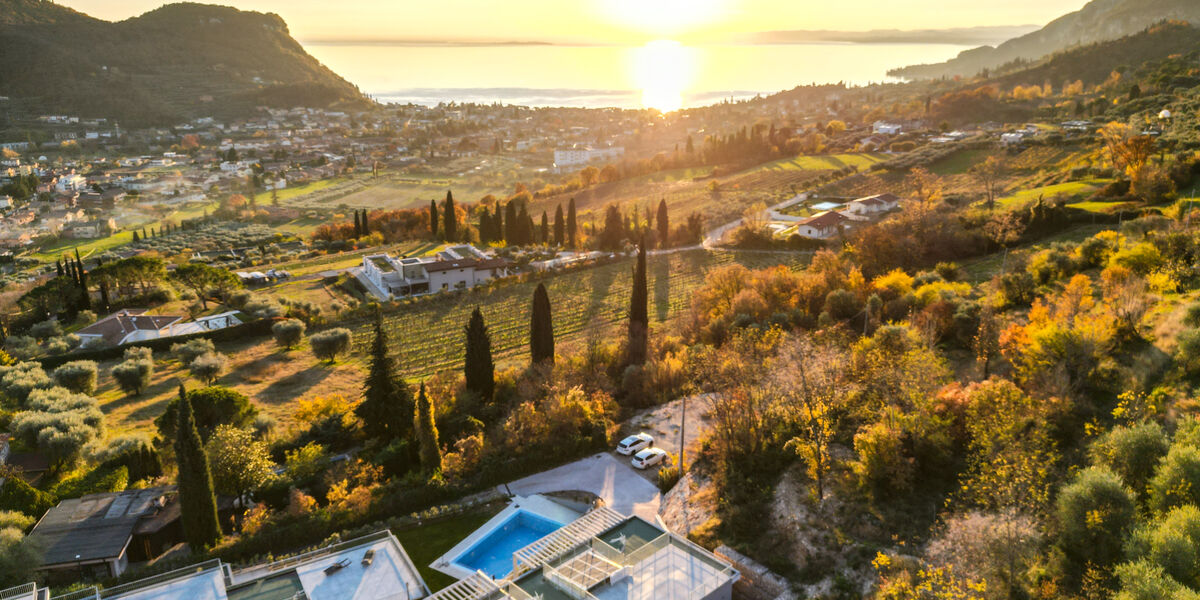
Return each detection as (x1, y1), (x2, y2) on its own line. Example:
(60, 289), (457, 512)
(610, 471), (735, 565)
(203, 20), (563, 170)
(499, 453), (662, 521)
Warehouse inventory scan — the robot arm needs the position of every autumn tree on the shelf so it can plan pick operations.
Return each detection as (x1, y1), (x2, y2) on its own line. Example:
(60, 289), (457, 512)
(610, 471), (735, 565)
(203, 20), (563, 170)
(416, 382), (441, 474)
(969, 156), (1005, 210)
(206, 424), (273, 530)
(778, 338), (848, 501)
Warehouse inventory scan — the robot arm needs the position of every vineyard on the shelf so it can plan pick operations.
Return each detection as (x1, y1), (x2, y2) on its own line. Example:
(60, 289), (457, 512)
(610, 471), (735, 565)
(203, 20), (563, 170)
(345, 249), (811, 377)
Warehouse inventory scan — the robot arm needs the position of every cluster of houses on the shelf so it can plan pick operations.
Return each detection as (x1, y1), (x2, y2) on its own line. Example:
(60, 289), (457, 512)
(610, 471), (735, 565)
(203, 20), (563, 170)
(784, 192), (902, 240)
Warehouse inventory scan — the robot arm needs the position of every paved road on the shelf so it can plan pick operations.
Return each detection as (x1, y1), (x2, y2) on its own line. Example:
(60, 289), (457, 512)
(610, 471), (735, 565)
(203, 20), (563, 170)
(499, 453), (662, 521)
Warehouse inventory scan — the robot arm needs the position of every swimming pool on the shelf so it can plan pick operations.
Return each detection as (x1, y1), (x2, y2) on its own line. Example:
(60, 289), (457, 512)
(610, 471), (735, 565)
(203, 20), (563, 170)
(449, 509), (567, 579)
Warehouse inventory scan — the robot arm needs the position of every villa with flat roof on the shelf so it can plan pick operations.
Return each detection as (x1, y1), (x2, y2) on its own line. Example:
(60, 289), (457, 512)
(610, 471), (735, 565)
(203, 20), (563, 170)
(24, 530), (428, 600)
(429, 506), (738, 600)
(355, 244), (510, 301)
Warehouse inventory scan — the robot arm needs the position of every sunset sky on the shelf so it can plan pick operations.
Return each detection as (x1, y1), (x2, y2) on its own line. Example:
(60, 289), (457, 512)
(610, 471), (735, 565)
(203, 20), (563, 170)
(58, 0), (1090, 44)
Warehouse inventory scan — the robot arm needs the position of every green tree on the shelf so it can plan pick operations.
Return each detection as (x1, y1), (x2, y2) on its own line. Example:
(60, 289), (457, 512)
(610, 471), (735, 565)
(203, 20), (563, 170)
(443, 190), (457, 242)
(156, 386), (258, 444)
(429, 199), (439, 239)
(530, 283), (555, 365)
(310, 328), (352, 363)
(567, 198), (577, 249)
(271, 319), (306, 350)
(464, 308), (494, 402)
(358, 314), (415, 442)
(205, 424), (273, 530)
(1090, 422), (1169, 499)
(1057, 467), (1136, 575)
(554, 204), (565, 246)
(1148, 444), (1200, 514)
(627, 241), (648, 365)
(416, 382), (441, 475)
(174, 385), (222, 549)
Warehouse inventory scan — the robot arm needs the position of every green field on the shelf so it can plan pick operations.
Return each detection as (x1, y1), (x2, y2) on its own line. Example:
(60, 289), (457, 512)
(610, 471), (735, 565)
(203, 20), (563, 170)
(996, 179), (1111, 207)
(346, 249), (811, 377)
(756, 153), (888, 173)
(928, 149), (996, 176)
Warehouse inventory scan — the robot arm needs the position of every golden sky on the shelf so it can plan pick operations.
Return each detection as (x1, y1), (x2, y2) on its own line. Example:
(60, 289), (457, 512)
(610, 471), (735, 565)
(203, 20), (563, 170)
(57, 0), (1091, 44)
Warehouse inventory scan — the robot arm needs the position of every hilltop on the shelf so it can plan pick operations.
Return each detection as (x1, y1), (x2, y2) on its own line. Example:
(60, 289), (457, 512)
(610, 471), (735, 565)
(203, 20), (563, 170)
(890, 0), (1200, 80)
(0, 0), (370, 126)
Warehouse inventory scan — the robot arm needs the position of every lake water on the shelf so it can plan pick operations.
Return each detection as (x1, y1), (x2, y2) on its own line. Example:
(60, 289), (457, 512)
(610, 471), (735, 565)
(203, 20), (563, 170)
(303, 41), (969, 111)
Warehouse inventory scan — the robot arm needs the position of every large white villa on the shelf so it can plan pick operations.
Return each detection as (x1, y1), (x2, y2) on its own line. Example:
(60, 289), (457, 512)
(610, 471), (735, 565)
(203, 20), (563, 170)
(354, 245), (511, 301)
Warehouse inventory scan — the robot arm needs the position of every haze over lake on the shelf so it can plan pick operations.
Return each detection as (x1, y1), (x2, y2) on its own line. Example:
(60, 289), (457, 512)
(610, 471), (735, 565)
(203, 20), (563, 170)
(304, 41), (971, 111)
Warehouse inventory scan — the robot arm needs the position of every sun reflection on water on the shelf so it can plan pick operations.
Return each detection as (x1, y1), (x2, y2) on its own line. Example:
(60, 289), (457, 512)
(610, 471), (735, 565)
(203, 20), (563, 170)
(629, 40), (697, 113)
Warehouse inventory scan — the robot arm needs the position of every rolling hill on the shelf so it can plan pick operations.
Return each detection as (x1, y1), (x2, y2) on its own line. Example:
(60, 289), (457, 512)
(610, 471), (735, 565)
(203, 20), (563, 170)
(890, 0), (1200, 80)
(0, 0), (370, 126)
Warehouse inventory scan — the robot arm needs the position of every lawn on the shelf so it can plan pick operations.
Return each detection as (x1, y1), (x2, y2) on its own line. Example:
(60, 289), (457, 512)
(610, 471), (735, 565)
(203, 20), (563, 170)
(928, 149), (996, 176)
(31, 230), (137, 261)
(253, 179), (340, 206)
(960, 223), (1117, 283)
(756, 153), (888, 173)
(392, 503), (505, 591)
(995, 178), (1112, 207)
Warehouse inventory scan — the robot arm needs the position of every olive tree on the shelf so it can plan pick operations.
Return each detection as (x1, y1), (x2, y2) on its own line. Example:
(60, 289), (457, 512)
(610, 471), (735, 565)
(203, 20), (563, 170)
(51, 360), (99, 394)
(171, 338), (215, 366)
(111, 347), (154, 397)
(309, 328), (352, 363)
(189, 352), (227, 385)
(10, 387), (104, 467)
(272, 319), (306, 350)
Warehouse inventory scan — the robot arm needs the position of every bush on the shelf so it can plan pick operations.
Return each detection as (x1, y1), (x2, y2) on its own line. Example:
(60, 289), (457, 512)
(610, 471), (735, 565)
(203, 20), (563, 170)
(91, 435), (163, 482)
(1148, 445), (1200, 514)
(11, 387), (104, 467)
(171, 338), (215, 366)
(189, 352), (227, 385)
(75, 310), (97, 326)
(50, 465), (129, 499)
(2, 337), (37, 361)
(51, 360), (98, 394)
(0, 362), (53, 405)
(29, 319), (62, 341)
(1057, 467), (1136, 573)
(0, 473), (55, 517)
(1089, 422), (1170, 495)
(272, 319), (306, 350)
(657, 465), (681, 493)
(244, 298), (284, 319)
(44, 335), (79, 356)
(310, 328), (352, 363)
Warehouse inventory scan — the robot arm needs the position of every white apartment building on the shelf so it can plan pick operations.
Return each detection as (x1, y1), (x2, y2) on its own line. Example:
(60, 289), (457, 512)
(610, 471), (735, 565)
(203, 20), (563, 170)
(553, 146), (625, 172)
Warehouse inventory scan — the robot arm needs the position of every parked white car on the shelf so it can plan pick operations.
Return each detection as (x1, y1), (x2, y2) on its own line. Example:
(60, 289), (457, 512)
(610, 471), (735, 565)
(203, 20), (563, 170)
(616, 433), (654, 456)
(631, 447), (669, 470)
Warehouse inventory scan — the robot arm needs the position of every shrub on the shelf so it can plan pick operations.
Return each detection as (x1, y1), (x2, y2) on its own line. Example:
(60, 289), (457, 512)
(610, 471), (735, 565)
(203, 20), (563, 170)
(272, 319), (306, 350)
(10, 387), (103, 468)
(50, 465), (129, 499)
(189, 352), (227, 385)
(1089, 422), (1169, 495)
(310, 328), (352, 363)
(2, 337), (37, 361)
(75, 310), (97, 326)
(1148, 445), (1200, 514)
(90, 435), (162, 482)
(1057, 467), (1136, 572)
(29, 319), (62, 341)
(657, 465), (681, 493)
(244, 298), (284, 319)
(44, 335), (79, 356)
(0, 473), (55, 517)
(51, 360), (99, 394)
(1124, 505), (1200, 589)
(171, 338), (215, 366)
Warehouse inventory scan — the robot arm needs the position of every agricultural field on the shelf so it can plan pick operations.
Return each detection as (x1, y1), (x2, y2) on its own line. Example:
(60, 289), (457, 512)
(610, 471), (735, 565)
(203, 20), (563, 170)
(346, 249), (812, 377)
(995, 178), (1112, 207)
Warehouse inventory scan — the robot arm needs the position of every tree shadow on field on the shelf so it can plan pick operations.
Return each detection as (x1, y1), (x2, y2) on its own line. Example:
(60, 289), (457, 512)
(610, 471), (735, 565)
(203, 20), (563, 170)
(652, 255), (670, 322)
(583, 261), (621, 324)
(257, 365), (333, 404)
(228, 352), (290, 385)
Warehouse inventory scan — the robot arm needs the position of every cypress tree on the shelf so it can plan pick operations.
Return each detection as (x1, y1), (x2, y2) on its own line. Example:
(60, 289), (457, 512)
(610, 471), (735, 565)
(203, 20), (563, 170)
(479, 209), (491, 245)
(100, 280), (111, 313)
(530, 283), (554, 365)
(361, 209), (370, 234)
(554, 204), (565, 246)
(504, 201), (518, 244)
(540, 211), (549, 245)
(174, 384), (222, 549)
(493, 205), (504, 244)
(443, 191), (457, 242)
(416, 382), (441, 475)
(353, 210), (362, 237)
(627, 239), (648, 365)
(132, 230), (140, 242)
(429, 199), (439, 239)
(55, 260), (63, 278)
(657, 199), (669, 248)
(464, 308), (494, 402)
(77, 268), (91, 311)
(142, 227), (148, 239)
(358, 313), (415, 442)
(567, 198), (577, 249)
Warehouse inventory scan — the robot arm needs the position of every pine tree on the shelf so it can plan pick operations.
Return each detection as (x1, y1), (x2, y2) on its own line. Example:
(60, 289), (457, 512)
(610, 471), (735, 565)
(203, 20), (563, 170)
(443, 191), (457, 242)
(464, 308), (494, 402)
(416, 382), (441, 475)
(174, 384), (222, 549)
(429, 199), (439, 239)
(567, 198), (578, 249)
(530, 283), (554, 365)
(554, 204), (565, 246)
(657, 199), (669, 248)
(540, 211), (549, 245)
(627, 239), (648, 365)
(358, 313), (415, 442)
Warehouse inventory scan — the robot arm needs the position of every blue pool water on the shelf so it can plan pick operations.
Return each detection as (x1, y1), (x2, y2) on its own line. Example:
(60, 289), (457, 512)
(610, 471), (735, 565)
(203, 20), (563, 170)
(451, 510), (567, 579)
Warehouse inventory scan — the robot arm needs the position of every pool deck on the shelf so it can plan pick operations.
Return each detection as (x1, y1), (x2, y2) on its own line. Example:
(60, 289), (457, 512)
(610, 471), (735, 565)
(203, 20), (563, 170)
(430, 494), (581, 581)
(500, 453), (663, 522)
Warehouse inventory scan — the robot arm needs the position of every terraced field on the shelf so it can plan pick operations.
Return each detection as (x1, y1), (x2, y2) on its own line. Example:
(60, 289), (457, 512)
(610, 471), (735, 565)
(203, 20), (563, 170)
(345, 249), (811, 377)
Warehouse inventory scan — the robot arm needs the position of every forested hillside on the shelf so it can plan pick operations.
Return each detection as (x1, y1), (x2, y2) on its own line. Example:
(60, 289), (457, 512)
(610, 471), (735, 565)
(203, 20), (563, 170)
(0, 0), (370, 126)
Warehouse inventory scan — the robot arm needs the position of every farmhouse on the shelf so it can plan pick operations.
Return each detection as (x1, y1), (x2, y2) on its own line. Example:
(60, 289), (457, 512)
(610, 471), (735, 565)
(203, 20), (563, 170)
(843, 193), (900, 219)
(794, 211), (850, 240)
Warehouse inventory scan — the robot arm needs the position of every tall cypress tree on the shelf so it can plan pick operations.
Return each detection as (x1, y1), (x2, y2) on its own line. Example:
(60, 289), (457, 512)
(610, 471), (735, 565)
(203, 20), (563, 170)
(464, 308), (494, 402)
(358, 314), (414, 442)
(554, 204), (565, 246)
(540, 211), (549, 245)
(361, 209), (370, 235)
(494, 205), (504, 244)
(77, 268), (91, 311)
(479, 209), (491, 245)
(55, 260), (63, 278)
(175, 385), (222, 549)
(504, 201), (518, 244)
(530, 283), (554, 365)
(627, 239), (648, 365)
(99, 280), (111, 313)
(443, 191), (457, 242)
(429, 199), (439, 239)
(353, 211), (361, 237)
(416, 382), (441, 475)
(567, 198), (577, 249)
(657, 199), (670, 248)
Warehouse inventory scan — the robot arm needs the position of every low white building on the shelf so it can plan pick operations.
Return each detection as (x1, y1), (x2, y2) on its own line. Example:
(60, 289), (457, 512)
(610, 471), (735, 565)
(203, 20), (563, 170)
(794, 211), (850, 240)
(843, 193), (900, 219)
(873, 121), (903, 135)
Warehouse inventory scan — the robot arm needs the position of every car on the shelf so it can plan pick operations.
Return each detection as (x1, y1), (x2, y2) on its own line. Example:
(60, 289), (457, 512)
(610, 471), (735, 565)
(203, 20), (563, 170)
(616, 433), (654, 456)
(631, 447), (669, 470)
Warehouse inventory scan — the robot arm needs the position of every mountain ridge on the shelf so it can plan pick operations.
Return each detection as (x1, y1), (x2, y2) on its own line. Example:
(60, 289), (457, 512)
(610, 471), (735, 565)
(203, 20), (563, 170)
(0, 0), (371, 127)
(890, 0), (1200, 80)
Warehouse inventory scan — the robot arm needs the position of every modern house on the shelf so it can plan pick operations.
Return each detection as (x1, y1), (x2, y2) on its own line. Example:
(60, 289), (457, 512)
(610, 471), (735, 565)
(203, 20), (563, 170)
(428, 507), (739, 600)
(27, 486), (233, 579)
(17, 530), (427, 600)
(794, 211), (850, 240)
(842, 193), (900, 219)
(355, 245), (510, 301)
(75, 309), (243, 348)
